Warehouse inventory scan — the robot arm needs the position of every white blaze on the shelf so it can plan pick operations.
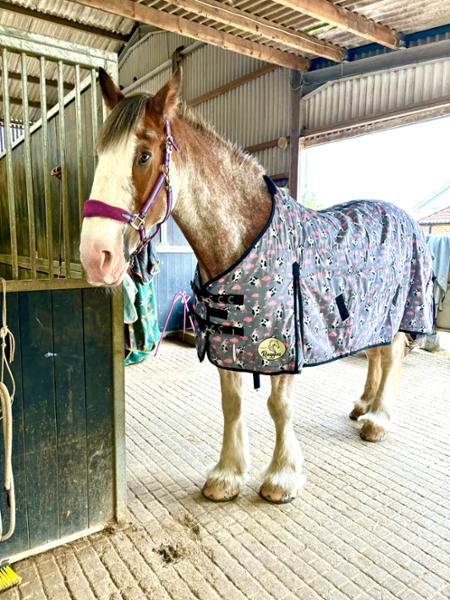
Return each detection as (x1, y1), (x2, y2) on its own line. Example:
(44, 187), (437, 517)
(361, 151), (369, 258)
(80, 133), (137, 254)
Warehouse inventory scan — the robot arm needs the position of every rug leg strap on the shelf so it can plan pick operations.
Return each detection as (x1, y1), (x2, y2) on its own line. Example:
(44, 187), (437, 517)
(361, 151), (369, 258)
(253, 373), (261, 390)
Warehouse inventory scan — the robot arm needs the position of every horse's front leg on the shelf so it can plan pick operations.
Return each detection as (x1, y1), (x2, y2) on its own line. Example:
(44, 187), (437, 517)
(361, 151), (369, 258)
(260, 374), (305, 504)
(202, 369), (249, 501)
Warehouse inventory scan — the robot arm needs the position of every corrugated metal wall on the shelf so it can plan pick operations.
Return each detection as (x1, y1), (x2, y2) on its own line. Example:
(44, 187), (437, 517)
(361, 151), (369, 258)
(303, 57), (450, 137)
(119, 32), (291, 177)
(119, 31), (192, 89)
(194, 67), (290, 176)
(120, 32), (450, 174)
(178, 44), (266, 102)
(154, 252), (197, 331)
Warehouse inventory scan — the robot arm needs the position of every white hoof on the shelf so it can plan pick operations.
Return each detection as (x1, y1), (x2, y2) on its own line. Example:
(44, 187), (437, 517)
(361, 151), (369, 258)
(358, 411), (392, 442)
(358, 411), (392, 430)
(260, 468), (306, 504)
(202, 465), (247, 502)
(349, 400), (369, 420)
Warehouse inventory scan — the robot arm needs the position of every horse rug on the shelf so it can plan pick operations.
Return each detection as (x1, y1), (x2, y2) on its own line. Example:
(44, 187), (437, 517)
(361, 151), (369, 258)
(192, 177), (434, 375)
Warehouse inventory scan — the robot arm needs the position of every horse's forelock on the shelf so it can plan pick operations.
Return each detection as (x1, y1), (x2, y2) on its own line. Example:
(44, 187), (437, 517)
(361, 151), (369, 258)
(97, 94), (151, 152)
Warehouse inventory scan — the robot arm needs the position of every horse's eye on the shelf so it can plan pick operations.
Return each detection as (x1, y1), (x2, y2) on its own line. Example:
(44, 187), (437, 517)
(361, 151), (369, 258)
(138, 151), (152, 166)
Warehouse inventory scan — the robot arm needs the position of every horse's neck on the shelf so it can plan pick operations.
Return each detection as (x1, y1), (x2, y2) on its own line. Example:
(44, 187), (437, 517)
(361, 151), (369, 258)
(171, 119), (272, 281)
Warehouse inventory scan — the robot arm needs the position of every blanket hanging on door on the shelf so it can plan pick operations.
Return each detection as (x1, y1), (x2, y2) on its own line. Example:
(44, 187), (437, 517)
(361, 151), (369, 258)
(192, 177), (434, 376)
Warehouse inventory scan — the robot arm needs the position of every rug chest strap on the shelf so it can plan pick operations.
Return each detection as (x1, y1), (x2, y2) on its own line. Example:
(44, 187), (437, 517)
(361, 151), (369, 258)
(191, 282), (244, 306)
(193, 312), (244, 336)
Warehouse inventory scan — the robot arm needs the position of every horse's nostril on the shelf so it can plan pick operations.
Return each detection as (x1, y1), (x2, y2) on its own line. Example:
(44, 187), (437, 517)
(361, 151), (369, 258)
(100, 250), (114, 273)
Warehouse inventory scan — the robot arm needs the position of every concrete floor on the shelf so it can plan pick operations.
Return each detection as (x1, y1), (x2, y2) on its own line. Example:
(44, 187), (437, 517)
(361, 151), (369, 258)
(4, 341), (450, 600)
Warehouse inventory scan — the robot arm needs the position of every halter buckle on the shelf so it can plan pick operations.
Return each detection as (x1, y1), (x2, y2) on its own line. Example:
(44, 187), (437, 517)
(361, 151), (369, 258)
(130, 213), (146, 231)
(160, 164), (171, 187)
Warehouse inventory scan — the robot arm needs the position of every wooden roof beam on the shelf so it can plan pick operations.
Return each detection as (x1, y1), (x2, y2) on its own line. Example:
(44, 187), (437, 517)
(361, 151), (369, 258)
(68, 0), (309, 71)
(0, 0), (130, 42)
(273, 0), (399, 49)
(166, 0), (343, 62)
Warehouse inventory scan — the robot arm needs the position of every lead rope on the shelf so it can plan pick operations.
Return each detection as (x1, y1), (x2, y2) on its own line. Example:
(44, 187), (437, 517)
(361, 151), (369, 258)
(0, 278), (16, 542)
(154, 291), (196, 357)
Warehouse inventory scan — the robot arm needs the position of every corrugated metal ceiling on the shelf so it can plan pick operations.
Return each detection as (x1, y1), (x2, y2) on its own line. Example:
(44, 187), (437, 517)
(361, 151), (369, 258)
(136, 0), (450, 54)
(303, 57), (450, 134)
(1, 0), (450, 59)
(0, 0), (135, 53)
(2, 0), (450, 123)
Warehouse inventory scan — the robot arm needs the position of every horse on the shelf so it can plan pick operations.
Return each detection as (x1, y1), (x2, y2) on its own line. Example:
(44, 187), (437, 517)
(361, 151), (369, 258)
(80, 68), (433, 504)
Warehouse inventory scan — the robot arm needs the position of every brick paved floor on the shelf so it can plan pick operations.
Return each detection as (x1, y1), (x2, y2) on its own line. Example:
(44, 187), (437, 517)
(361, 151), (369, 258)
(4, 341), (450, 600)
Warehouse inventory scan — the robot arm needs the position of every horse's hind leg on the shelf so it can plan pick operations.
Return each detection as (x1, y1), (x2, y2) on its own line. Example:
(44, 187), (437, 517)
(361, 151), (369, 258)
(358, 333), (407, 442)
(349, 346), (382, 420)
(260, 374), (305, 504)
(202, 369), (249, 501)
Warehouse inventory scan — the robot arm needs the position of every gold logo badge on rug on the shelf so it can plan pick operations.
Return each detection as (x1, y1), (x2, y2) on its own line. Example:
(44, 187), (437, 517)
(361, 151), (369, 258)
(258, 338), (286, 361)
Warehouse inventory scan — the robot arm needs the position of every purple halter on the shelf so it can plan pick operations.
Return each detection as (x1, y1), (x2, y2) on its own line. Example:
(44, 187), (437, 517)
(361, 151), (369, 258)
(82, 120), (178, 258)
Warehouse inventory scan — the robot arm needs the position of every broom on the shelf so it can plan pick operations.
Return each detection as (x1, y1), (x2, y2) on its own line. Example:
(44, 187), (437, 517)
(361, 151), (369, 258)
(0, 564), (21, 591)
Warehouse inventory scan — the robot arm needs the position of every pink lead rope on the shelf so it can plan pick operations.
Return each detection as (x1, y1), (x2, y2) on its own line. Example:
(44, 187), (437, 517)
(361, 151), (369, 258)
(82, 120), (178, 259)
(154, 291), (196, 357)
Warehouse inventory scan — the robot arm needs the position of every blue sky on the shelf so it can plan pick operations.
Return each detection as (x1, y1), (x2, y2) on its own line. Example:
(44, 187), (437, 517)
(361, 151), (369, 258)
(301, 115), (450, 217)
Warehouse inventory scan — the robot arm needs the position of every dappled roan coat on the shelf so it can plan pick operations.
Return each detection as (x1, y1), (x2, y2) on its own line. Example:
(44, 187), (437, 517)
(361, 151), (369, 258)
(193, 177), (434, 375)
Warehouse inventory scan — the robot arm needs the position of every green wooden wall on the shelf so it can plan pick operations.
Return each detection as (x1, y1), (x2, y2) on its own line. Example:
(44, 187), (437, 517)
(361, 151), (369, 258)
(0, 287), (118, 561)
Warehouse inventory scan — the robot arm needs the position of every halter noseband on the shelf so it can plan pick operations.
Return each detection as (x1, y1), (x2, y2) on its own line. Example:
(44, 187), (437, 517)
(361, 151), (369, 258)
(82, 120), (178, 258)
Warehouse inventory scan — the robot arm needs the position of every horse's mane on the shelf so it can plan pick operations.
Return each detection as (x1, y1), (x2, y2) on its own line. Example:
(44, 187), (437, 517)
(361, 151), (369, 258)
(97, 93), (264, 175)
(178, 104), (264, 174)
(97, 94), (150, 152)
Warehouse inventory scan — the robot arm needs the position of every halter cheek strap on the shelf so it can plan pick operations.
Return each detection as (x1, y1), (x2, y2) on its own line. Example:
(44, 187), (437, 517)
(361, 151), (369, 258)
(82, 120), (178, 258)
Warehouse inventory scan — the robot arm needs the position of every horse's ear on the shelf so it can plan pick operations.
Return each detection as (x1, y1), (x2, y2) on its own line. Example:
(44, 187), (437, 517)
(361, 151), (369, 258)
(151, 67), (183, 120)
(98, 68), (125, 110)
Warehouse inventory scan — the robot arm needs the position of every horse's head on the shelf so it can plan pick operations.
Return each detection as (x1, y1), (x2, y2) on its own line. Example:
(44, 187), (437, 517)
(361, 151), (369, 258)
(80, 68), (182, 286)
